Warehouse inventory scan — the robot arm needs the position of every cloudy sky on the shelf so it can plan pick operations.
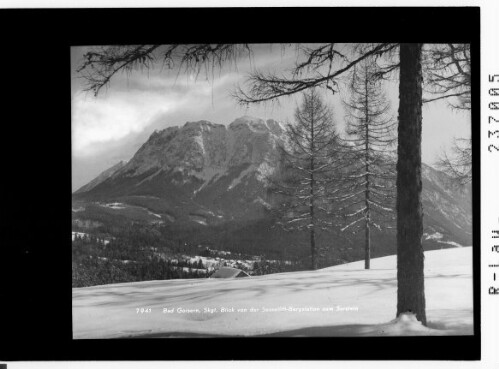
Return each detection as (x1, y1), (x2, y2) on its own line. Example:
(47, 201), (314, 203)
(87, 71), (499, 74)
(71, 44), (471, 192)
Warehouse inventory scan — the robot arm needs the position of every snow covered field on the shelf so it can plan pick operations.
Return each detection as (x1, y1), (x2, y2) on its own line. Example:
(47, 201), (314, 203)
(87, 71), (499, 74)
(72, 247), (473, 338)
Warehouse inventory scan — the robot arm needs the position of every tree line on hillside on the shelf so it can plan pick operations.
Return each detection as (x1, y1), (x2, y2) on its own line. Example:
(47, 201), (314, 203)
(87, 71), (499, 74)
(72, 256), (207, 288)
(72, 233), (209, 287)
(72, 235), (309, 287)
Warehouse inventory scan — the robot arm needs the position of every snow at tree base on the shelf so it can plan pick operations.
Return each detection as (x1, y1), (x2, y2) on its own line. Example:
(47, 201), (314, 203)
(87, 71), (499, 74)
(72, 247), (473, 338)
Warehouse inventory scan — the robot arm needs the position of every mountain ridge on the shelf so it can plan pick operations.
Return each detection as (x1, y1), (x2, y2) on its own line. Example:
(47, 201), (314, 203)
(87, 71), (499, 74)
(74, 116), (286, 222)
(74, 160), (127, 194)
(73, 115), (472, 254)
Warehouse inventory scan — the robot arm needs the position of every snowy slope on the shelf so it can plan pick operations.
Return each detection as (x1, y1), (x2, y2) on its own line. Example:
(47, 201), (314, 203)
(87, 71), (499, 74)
(72, 247), (473, 338)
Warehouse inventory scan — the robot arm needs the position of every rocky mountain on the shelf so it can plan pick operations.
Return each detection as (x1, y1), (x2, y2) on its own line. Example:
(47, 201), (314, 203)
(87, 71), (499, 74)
(421, 164), (472, 247)
(73, 116), (286, 225)
(73, 116), (472, 253)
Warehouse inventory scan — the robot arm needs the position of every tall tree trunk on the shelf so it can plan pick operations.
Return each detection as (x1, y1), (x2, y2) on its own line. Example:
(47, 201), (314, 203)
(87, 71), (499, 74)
(310, 212), (316, 270)
(365, 193), (371, 270)
(364, 81), (371, 270)
(396, 43), (426, 325)
(310, 107), (317, 271)
(310, 168), (316, 270)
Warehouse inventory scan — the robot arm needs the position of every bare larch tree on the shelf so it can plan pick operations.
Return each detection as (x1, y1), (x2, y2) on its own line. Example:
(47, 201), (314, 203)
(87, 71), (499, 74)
(423, 43), (472, 186)
(272, 89), (339, 270)
(336, 57), (396, 270)
(424, 43), (471, 110)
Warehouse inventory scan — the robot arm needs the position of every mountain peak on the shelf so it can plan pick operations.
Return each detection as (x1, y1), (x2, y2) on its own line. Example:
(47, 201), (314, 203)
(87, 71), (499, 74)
(229, 116), (285, 136)
(74, 160), (127, 194)
(183, 120), (223, 130)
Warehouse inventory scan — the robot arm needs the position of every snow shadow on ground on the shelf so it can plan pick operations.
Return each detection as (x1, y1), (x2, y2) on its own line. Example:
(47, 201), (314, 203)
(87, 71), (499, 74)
(73, 269), (468, 310)
(123, 331), (233, 338)
(73, 274), (395, 309)
(126, 320), (472, 338)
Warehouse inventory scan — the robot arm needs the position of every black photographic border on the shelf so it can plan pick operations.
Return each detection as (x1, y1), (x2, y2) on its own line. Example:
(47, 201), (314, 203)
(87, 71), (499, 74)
(0, 6), (480, 361)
